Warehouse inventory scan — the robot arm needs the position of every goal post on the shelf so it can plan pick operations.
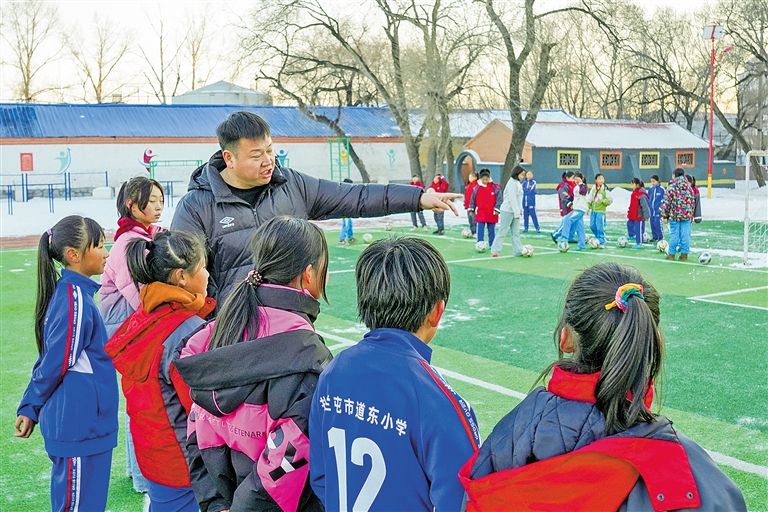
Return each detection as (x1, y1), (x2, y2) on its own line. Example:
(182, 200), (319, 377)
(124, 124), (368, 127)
(743, 150), (768, 265)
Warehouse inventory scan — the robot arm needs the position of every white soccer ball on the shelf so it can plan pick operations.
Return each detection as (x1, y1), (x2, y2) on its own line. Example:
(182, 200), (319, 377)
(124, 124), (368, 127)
(643, 231), (651, 243)
(657, 240), (669, 253)
(384, 223), (393, 231)
(362, 233), (374, 244)
(617, 236), (628, 248)
(461, 228), (473, 238)
(558, 240), (569, 253)
(588, 237), (600, 249)
(475, 241), (488, 253)
(698, 251), (712, 265)
(521, 244), (534, 257)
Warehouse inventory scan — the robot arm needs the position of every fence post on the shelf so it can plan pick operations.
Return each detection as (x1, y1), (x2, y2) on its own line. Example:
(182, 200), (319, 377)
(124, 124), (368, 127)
(48, 184), (54, 213)
(6, 185), (13, 215)
(20, 173), (28, 202)
(104, 171), (109, 188)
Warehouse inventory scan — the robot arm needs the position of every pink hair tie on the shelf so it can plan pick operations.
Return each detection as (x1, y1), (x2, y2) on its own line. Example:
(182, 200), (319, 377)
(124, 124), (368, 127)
(605, 283), (645, 312)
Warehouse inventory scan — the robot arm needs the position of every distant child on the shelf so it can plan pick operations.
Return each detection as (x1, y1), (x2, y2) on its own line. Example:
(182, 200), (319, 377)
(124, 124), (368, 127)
(557, 172), (588, 250)
(647, 175), (665, 241)
(627, 178), (650, 249)
(492, 165), (526, 257)
(685, 175), (702, 224)
(660, 169), (695, 261)
(461, 262), (746, 510)
(410, 175), (428, 229)
(470, 169), (502, 248)
(16, 216), (118, 512)
(105, 231), (223, 512)
(588, 173), (612, 247)
(552, 171), (577, 242)
(174, 217), (332, 511)
(99, 176), (164, 494)
(430, 174), (450, 235)
(339, 178), (356, 245)
(464, 172), (479, 235)
(310, 237), (480, 511)
(522, 170), (540, 233)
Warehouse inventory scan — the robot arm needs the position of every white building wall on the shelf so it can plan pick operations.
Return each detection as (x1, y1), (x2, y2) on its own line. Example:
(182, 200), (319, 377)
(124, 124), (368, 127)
(0, 140), (411, 194)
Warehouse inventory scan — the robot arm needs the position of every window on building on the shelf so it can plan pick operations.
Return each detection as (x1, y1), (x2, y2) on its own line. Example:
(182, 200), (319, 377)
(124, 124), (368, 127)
(600, 151), (622, 170)
(676, 151), (695, 167)
(639, 152), (660, 169)
(557, 150), (580, 169)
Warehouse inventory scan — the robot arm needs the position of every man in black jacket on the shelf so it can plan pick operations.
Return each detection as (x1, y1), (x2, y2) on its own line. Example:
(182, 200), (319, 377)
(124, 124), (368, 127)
(171, 111), (460, 305)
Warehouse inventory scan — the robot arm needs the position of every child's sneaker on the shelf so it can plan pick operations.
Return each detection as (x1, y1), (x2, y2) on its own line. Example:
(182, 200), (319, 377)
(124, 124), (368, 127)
(491, 252), (500, 257)
(632, 244), (643, 249)
(338, 240), (348, 246)
(679, 254), (689, 261)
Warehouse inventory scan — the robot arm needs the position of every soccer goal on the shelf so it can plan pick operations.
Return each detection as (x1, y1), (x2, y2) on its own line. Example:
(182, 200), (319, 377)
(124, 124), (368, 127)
(743, 150), (768, 265)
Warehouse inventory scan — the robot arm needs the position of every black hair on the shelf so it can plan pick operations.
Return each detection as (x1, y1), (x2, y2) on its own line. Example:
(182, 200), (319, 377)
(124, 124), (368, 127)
(125, 230), (206, 288)
(685, 175), (696, 186)
(631, 177), (643, 188)
(673, 168), (685, 178)
(216, 111), (272, 154)
(595, 173), (604, 180)
(343, 178), (353, 184)
(574, 171), (586, 182)
(478, 169), (491, 178)
(512, 165), (526, 181)
(542, 262), (663, 435)
(117, 176), (164, 219)
(209, 217), (328, 350)
(356, 237), (450, 333)
(36, 216), (104, 354)
(650, 175), (660, 182)
(565, 171), (575, 178)
(561, 172), (568, 180)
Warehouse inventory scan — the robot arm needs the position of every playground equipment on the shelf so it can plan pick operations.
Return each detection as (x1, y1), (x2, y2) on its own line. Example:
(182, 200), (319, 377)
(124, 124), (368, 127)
(328, 137), (351, 181)
(147, 159), (203, 180)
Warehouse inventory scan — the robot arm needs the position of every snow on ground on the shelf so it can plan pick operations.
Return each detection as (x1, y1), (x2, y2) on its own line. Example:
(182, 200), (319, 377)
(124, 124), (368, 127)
(1, 185), (766, 238)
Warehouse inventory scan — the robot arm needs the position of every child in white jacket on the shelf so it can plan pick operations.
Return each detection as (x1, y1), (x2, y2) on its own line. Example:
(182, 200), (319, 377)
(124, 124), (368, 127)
(491, 166), (526, 257)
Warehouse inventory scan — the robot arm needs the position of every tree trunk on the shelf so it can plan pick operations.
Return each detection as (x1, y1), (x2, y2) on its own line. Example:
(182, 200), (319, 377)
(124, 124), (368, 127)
(347, 143), (371, 183)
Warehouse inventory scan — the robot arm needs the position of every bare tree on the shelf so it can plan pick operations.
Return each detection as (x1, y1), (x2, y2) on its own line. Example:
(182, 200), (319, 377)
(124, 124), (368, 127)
(2, 0), (59, 101)
(65, 17), (131, 103)
(185, 14), (213, 90)
(139, 18), (185, 104)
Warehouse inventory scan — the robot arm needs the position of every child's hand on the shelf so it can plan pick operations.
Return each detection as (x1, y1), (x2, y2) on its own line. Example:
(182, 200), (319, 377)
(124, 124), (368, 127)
(15, 415), (35, 438)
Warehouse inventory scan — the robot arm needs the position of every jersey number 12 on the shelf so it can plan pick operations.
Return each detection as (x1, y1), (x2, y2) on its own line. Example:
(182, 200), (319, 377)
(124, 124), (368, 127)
(327, 427), (386, 511)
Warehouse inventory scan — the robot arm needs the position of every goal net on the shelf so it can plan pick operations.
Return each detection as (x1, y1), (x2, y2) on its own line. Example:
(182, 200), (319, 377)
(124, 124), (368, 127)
(743, 150), (768, 266)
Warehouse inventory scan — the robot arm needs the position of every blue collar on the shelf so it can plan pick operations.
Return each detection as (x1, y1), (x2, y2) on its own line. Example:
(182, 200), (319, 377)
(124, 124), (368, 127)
(60, 269), (101, 296)
(361, 328), (432, 363)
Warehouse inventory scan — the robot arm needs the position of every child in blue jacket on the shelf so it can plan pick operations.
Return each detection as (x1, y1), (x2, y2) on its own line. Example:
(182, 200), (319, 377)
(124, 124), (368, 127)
(648, 175), (666, 241)
(310, 237), (480, 512)
(522, 170), (540, 232)
(16, 215), (119, 512)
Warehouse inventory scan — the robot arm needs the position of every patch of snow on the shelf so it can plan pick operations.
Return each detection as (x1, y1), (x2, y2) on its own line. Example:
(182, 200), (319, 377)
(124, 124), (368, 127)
(8, 268), (24, 272)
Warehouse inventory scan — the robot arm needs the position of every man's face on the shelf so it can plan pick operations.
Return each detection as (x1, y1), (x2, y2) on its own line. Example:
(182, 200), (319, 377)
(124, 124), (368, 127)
(224, 137), (275, 187)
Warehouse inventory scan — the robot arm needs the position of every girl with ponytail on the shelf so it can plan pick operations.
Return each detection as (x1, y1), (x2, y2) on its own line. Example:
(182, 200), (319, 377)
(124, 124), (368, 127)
(461, 262), (745, 511)
(16, 216), (119, 511)
(174, 216), (332, 512)
(105, 230), (224, 511)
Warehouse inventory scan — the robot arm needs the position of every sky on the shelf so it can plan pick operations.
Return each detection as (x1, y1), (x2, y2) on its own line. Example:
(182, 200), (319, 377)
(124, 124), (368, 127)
(0, 0), (716, 104)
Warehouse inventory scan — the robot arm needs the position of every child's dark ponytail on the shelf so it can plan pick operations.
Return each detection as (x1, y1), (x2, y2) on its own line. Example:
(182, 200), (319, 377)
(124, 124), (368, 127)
(546, 262), (663, 435)
(35, 216), (104, 354)
(209, 216), (328, 350)
(125, 230), (205, 287)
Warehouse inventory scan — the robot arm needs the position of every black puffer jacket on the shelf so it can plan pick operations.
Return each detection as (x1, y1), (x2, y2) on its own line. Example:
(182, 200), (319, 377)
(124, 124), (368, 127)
(171, 151), (422, 305)
(468, 387), (746, 511)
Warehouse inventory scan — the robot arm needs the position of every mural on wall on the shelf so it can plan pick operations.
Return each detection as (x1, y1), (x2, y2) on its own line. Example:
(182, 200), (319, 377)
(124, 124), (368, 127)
(140, 148), (157, 172)
(55, 147), (72, 173)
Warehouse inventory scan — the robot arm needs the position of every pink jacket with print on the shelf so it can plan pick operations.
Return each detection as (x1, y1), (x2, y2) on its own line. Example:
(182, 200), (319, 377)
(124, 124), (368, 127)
(175, 284), (331, 512)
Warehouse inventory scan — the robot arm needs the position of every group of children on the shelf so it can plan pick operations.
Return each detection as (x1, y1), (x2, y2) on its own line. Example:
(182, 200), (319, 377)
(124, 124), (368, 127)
(17, 176), (740, 512)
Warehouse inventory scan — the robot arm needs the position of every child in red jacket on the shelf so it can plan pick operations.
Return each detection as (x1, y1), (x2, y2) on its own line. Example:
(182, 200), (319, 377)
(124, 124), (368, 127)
(627, 178), (650, 249)
(105, 231), (225, 512)
(469, 169), (502, 248)
(430, 174), (450, 235)
(464, 172), (478, 235)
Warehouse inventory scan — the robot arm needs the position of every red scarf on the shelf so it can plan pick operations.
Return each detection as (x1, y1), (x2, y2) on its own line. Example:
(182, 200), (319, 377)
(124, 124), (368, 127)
(115, 217), (152, 241)
(548, 365), (655, 410)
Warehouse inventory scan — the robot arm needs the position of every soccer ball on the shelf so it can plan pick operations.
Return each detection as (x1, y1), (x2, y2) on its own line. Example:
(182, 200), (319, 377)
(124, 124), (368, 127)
(362, 233), (374, 244)
(475, 241), (488, 253)
(617, 236), (628, 248)
(384, 223), (393, 231)
(588, 237), (600, 249)
(558, 240), (569, 253)
(461, 228), (473, 238)
(657, 240), (669, 253)
(698, 251), (712, 265)
(643, 231), (651, 243)
(521, 244), (534, 257)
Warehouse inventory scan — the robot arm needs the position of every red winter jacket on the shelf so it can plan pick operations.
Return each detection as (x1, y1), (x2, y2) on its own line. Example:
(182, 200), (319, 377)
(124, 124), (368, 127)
(628, 188), (650, 221)
(106, 283), (223, 508)
(464, 181), (478, 209)
(410, 180), (425, 190)
(470, 183), (502, 223)
(431, 177), (449, 193)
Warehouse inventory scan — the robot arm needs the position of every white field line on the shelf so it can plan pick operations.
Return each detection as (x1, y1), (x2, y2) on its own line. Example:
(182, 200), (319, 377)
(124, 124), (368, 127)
(687, 298), (768, 312)
(689, 286), (768, 300)
(316, 330), (768, 479)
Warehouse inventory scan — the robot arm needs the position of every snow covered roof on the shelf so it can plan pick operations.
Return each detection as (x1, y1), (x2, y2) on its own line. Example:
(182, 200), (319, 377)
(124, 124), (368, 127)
(174, 80), (267, 97)
(410, 109), (576, 138)
(501, 120), (710, 149)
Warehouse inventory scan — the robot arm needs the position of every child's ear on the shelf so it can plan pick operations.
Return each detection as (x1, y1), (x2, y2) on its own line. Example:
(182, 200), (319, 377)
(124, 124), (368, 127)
(560, 327), (575, 353)
(171, 268), (184, 287)
(427, 300), (446, 328)
(302, 263), (314, 286)
(63, 246), (80, 266)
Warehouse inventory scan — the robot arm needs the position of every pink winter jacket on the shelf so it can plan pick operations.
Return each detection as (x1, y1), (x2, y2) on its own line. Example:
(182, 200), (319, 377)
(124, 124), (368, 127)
(99, 223), (162, 336)
(175, 284), (330, 511)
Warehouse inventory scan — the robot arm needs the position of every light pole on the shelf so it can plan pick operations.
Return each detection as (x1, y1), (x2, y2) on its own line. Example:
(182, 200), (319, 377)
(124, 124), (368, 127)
(702, 24), (724, 199)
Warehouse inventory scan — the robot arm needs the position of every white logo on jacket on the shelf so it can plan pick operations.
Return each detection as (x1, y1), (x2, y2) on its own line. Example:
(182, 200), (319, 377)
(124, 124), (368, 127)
(219, 216), (235, 228)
